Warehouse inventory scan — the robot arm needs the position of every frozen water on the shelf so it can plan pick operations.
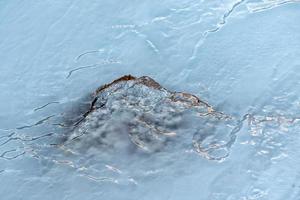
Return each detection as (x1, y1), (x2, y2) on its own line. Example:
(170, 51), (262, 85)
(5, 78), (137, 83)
(0, 0), (300, 200)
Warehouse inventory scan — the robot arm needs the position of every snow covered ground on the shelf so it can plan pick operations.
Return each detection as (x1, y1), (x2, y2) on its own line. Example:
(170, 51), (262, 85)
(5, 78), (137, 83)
(0, 0), (300, 199)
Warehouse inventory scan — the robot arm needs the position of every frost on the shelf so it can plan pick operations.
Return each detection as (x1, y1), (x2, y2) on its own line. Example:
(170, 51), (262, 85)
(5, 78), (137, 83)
(62, 75), (240, 161)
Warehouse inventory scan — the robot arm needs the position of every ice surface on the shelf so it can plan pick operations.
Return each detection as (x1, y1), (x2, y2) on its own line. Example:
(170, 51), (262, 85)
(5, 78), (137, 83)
(0, 0), (300, 200)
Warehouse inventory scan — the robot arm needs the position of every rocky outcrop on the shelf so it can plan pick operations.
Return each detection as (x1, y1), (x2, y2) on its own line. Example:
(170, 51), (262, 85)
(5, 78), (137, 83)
(62, 75), (237, 160)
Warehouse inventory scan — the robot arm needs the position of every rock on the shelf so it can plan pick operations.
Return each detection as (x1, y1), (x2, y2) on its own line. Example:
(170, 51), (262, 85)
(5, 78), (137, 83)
(62, 75), (238, 160)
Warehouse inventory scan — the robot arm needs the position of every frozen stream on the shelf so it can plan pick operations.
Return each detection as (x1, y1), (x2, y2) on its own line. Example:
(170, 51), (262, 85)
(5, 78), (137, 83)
(0, 0), (300, 199)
